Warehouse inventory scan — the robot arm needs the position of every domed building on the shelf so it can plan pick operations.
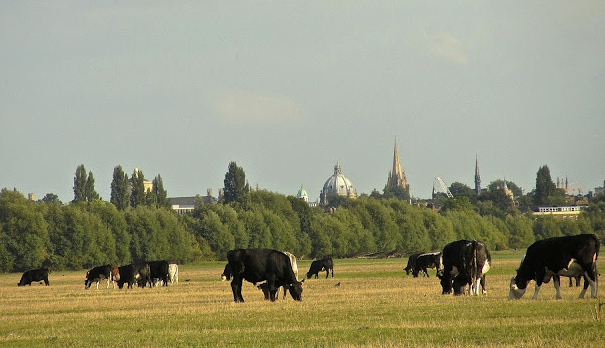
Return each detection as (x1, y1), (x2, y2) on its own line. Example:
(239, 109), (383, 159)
(320, 163), (357, 205)
(296, 186), (309, 203)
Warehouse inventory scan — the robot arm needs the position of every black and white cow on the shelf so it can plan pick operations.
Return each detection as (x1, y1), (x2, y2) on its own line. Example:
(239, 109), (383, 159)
(404, 252), (424, 276)
(226, 248), (304, 302)
(257, 251), (299, 300)
(306, 257), (334, 279)
(148, 260), (170, 287)
(438, 239), (491, 296)
(84, 265), (112, 289)
(509, 234), (599, 300)
(18, 268), (50, 286)
(116, 263), (152, 289)
(412, 252), (442, 277)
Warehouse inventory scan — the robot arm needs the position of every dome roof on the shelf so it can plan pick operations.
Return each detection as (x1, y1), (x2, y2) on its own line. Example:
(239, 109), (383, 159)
(297, 186), (308, 198)
(322, 163), (356, 198)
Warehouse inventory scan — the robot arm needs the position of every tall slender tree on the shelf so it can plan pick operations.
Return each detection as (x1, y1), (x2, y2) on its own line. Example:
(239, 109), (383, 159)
(130, 168), (146, 208)
(223, 161), (250, 205)
(85, 171), (100, 202)
(534, 165), (556, 206)
(73, 164), (87, 203)
(110, 165), (130, 210)
(151, 174), (170, 208)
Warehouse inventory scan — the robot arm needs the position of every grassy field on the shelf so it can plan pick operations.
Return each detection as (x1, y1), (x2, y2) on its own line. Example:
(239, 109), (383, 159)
(1, 250), (605, 347)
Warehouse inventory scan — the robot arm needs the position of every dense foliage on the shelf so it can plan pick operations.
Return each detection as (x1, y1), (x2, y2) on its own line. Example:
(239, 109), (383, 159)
(1, 186), (605, 272)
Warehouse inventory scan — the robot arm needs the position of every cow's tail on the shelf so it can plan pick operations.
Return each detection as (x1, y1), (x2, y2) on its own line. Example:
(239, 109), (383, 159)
(594, 235), (600, 295)
(472, 240), (478, 295)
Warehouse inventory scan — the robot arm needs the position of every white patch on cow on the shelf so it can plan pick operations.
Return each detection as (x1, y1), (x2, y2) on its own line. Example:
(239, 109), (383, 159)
(481, 260), (491, 275)
(508, 277), (527, 300)
(168, 264), (178, 284)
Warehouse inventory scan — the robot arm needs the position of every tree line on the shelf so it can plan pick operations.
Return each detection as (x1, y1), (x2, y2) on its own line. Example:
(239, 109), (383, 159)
(1, 162), (604, 272)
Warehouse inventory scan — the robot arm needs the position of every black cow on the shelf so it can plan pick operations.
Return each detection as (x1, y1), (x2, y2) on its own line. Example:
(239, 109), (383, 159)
(226, 248), (304, 302)
(509, 234), (599, 300)
(412, 252), (442, 277)
(147, 260), (169, 287)
(306, 257), (334, 279)
(438, 240), (491, 296)
(84, 265), (112, 289)
(116, 263), (152, 289)
(404, 252), (424, 276)
(18, 268), (50, 286)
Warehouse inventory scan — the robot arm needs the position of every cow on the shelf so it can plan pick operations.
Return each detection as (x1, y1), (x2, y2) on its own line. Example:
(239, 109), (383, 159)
(168, 263), (178, 285)
(110, 265), (120, 287)
(226, 248), (304, 302)
(18, 268), (50, 286)
(509, 234), (599, 300)
(116, 263), (152, 289)
(404, 252), (424, 276)
(257, 251), (299, 300)
(306, 257), (334, 279)
(438, 240), (491, 296)
(147, 260), (170, 287)
(84, 265), (112, 289)
(412, 252), (442, 277)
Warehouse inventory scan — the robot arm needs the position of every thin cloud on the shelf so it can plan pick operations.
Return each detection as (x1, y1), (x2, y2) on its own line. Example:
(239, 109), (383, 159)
(425, 32), (468, 65)
(213, 91), (308, 126)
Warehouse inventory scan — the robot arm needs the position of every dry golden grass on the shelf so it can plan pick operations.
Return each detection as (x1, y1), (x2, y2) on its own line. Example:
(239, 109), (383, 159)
(0, 253), (604, 347)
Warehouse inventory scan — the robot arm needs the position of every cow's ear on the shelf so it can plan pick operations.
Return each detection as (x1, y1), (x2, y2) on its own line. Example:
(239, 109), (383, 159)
(300, 279), (305, 284)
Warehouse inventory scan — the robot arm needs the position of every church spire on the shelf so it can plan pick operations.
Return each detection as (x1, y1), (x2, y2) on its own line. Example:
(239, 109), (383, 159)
(474, 155), (481, 195)
(386, 137), (410, 196)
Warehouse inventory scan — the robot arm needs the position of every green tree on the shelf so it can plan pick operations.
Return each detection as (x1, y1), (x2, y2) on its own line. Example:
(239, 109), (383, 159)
(488, 179), (523, 198)
(110, 166), (130, 211)
(449, 182), (475, 199)
(85, 171), (100, 202)
(505, 214), (534, 249)
(223, 162), (250, 205)
(130, 169), (146, 208)
(534, 165), (556, 206)
(73, 164), (87, 203)
(382, 185), (411, 202)
(41, 193), (62, 204)
(533, 215), (563, 240)
(151, 174), (170, 208)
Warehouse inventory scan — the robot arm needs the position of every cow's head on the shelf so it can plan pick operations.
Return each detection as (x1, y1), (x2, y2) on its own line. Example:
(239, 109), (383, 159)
(403, 266), (412, 275)
(84, 280), (92, 289)
(111, 266), (120, 281)
(288, 279), (304, 301)
(221, 264), (232, 281)
(508, 277), (527, 300)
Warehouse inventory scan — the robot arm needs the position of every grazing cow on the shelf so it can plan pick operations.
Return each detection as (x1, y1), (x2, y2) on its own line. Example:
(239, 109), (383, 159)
(306, 257), (334, 279)
(147, 260), (170, 287)
(257, 251), (299, 300)
(438, 240), (491, 296)
(412, 252), (442, 277)
(117, 263), (152, 289)
(84, 265), (112, 289)
(404, 252), (424, 276)
(110, 265), (120, 287)
(168, 263), (179, 285)
(226, 248), (304, 302)
(18, 268), (50, 286)
(509, 234), (599, 300)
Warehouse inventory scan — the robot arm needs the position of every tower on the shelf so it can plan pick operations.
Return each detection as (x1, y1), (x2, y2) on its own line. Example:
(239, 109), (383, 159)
(474, 155), (481, 195)
(386, 137), (410, 195)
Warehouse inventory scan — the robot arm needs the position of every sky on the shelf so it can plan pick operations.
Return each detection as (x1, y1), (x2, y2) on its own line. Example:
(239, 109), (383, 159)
(1, 1), (604, 203)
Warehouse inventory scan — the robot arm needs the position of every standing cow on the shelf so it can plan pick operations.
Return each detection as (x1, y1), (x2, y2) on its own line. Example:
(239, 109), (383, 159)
(306, 257), (334, 279)
(168, 263), (178, 285)
(148, 260), (170, 287)
(226, 248), (304, 302)
(117, 263), (152, 289)
(438, 240), (491, 295)
(412, 252), (442, 277)
(18, 268), (50, 286)
(84, 265), (112, 289)
(404, 252), (424, 276)
(509, 234), (599, 300)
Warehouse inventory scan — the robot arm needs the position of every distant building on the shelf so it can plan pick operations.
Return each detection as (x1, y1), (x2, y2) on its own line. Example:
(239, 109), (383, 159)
(385, 137), (410, 196)
(128, 168), (153, 194)
(533, 206), (584, 220)
(474, 155), (481, 195)
(296, 186), (309, 203)
(169, 189), (217, 214)
(320, 163), (357, 205)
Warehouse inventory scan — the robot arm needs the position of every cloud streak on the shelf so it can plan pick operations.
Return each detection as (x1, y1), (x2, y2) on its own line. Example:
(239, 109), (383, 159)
(213, 91), (307, 126)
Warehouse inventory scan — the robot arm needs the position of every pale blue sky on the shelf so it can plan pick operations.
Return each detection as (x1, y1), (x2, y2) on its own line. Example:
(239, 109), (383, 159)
(1, 1), (604, 202)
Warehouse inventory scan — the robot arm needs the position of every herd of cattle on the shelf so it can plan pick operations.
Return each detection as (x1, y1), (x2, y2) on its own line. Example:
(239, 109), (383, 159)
(15, 234), (600, 303)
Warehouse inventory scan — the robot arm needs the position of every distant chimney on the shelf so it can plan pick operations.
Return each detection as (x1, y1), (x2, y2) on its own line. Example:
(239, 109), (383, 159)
(207, 188), (213, 197)
(28, 193), (35, 201)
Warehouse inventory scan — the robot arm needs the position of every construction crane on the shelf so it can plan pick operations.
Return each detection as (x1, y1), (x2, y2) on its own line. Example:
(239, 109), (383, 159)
(433, 177), (453, 199)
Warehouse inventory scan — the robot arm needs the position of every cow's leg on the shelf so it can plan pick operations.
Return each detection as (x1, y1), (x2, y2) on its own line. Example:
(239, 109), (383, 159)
(325, 269), (329, 279)
(331, 267), (334, 278)
(480, 275), (487, 295)
(580, 271), (597, 299)
(96, 281), (99, 290)
(44, 278), (49, 286)
(106, 278), (110, 289)
(553, 276), (562, 299)
(231, 277), (244, 302)
(532, 282), (542, 300)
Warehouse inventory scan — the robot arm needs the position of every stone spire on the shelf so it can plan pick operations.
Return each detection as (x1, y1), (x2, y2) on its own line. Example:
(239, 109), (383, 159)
(386, 137), (410, 195)
(474, 155), (481, 195)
